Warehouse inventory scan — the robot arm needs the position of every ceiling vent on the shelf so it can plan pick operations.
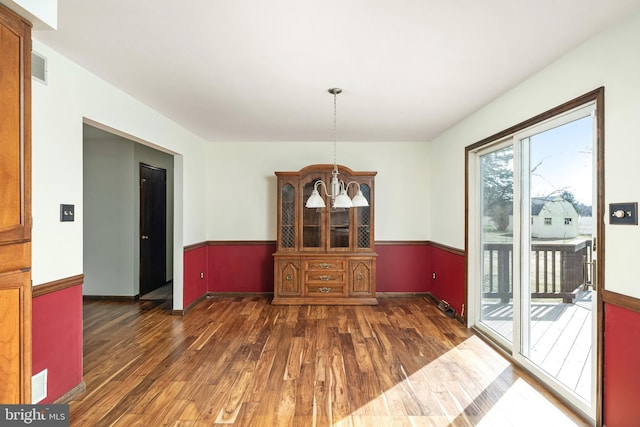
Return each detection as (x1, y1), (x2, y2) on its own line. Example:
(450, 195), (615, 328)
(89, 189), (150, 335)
(32, 50), (47, 84)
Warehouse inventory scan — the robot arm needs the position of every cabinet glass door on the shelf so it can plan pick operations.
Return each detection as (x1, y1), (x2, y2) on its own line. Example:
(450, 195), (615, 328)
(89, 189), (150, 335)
(302, 178), (322, 248)
(329, 207), (350, 249)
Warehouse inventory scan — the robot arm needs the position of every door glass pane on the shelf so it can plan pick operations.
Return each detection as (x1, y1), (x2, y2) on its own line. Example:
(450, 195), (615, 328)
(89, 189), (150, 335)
(524, 115), (594, 404)
(479, 145), (514, 343)
(303, 179), (322, 248)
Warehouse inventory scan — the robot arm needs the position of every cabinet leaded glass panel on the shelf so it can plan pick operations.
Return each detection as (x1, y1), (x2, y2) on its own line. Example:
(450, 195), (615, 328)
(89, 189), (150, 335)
(281, 184), (295, 248)
(357, 184), (371, 249)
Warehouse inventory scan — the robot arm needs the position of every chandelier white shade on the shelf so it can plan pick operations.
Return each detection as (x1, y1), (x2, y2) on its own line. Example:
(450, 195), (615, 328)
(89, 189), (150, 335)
(305, 88), (369, 209)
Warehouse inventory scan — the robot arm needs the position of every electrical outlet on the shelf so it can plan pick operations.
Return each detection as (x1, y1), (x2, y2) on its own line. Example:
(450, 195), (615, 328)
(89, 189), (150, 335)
(32, 369), (47, 403)
(200, 272), (204, 279)
(432, 272), (436, 280)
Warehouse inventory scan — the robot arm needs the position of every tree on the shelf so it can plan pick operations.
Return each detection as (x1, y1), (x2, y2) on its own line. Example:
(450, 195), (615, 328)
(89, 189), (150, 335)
(560, 190), (592, 216)
(481, 147), (513, 231)
(481, 149), (592, 232)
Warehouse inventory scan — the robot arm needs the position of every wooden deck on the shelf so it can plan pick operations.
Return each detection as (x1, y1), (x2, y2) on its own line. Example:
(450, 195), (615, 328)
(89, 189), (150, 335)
(67, 295), (590, 426)
(481, 289), (592, 402)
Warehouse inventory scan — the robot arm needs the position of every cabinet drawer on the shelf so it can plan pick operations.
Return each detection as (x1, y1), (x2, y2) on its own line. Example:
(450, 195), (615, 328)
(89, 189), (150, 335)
(305, 271), (345, 285)
(304, 259), (346, 271)
(305, 284), (346, 296)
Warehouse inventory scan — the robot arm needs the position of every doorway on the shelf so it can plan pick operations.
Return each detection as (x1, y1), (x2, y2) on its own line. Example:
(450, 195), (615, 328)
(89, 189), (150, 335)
(140, 163), (167, 296)
(467, 89), (603, 421)
(83, 124), (174, 300)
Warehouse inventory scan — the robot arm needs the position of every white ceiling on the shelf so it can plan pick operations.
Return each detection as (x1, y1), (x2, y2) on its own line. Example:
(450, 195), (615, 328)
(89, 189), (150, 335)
(34, 1), (640, 143)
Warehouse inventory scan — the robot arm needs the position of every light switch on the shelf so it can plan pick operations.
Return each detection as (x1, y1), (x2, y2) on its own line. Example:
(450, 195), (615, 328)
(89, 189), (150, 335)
(609, 202), (637, 225)
(60, 204), (74, 222)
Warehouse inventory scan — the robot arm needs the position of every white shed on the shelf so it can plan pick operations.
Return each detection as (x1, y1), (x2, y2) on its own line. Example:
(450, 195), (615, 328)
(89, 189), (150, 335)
(531, 197), (579, 239)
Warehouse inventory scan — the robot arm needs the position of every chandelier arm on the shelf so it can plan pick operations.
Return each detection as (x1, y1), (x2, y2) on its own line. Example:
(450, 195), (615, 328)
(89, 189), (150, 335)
(345, 181), (362, 192)
(314, 180), (330, 197)
(313, 177), (349, 200)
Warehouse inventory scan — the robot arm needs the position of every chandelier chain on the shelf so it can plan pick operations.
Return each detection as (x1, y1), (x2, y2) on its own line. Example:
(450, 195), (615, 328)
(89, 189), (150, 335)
(333, 90), (337, 170)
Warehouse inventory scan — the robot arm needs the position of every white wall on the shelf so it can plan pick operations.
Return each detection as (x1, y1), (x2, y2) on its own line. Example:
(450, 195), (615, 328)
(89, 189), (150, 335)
(205, 141), (430, 241)
(428, 11), (640, 298)
(31, 39), (208, 309)
(83, 136), (135, 296)
(31, 35), (430, 305)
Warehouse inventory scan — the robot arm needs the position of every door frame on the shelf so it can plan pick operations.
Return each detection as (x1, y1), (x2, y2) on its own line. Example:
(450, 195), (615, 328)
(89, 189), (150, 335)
(464, 87), (605, 424)
(83, 119), (183, 310)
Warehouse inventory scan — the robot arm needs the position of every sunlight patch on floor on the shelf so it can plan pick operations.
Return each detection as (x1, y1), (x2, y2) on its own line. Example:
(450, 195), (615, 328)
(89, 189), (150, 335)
(476, 378), (586, 426)
(334, 335), (585, 426)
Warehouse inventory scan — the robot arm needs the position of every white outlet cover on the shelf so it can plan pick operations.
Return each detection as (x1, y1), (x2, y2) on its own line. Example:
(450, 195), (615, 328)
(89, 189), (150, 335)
(32, 369), (48, 404)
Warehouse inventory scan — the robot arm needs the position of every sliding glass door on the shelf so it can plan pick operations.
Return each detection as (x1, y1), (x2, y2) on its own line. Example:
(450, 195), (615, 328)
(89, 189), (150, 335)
(520, 110), (596, 408)
(469, 101), (598, 419)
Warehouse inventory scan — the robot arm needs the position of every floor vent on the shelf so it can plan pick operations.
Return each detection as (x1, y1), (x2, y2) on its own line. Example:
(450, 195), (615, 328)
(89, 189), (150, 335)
(32, 50), (47, 84)
(32, 369), (47, 404)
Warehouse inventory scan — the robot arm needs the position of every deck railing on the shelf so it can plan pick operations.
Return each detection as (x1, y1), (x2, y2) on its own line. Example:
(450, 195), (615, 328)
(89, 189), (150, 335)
(483, 239), (592, 303)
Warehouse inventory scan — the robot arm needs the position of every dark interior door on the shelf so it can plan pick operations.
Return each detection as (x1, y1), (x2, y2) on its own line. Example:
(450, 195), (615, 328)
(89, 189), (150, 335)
(140, 163), (166, 296)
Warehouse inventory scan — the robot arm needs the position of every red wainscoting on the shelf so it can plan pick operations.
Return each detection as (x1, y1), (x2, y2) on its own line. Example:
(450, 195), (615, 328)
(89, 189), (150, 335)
(428, 243), (466, 316)
(207, 242), (276, 293)
(603, 299), (640, 426)
(32, 282), (83, 403)
(183, 243), (208, 308)
(375, 243), (431, 293)
(182, 241), (466, 307)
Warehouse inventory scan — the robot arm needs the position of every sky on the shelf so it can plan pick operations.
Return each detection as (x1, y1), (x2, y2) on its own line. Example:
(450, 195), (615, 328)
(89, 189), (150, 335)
(529, 115), (593, 205)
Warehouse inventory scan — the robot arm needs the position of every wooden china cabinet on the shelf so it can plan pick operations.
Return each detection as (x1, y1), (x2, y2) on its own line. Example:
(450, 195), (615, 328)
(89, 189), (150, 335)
(273, 164), (377, 305)
(0, 4), (32, 404)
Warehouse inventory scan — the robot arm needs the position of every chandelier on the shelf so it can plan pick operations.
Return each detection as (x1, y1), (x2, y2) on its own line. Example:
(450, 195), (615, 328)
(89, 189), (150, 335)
(305, 88), (369, 209)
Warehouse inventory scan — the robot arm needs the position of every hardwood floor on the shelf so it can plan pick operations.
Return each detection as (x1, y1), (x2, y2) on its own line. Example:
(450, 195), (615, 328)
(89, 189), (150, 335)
(139, 283), (173, 301)
(70, 295), (589, 426)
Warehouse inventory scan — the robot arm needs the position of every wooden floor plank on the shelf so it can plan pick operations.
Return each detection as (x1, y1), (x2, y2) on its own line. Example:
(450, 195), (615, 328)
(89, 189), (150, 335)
(69, 296), (589, 426)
